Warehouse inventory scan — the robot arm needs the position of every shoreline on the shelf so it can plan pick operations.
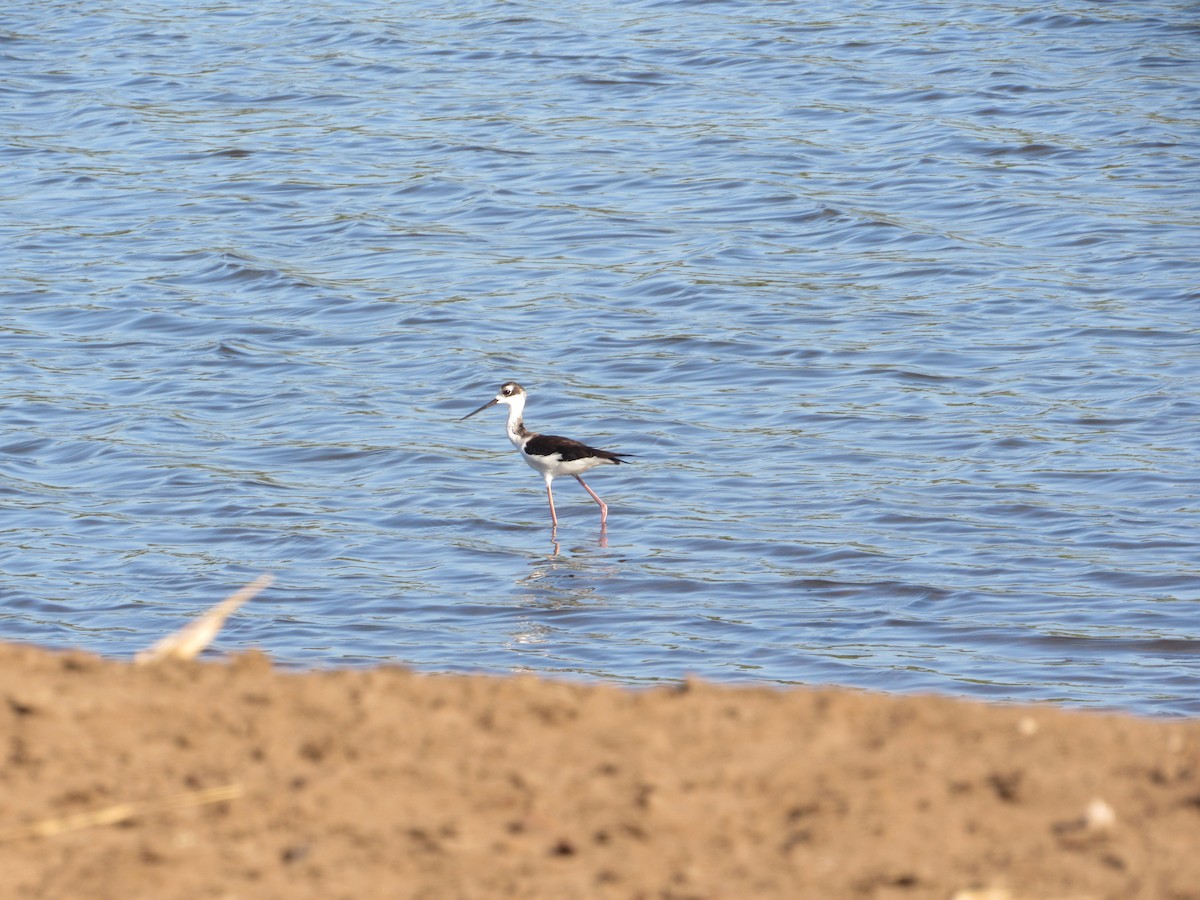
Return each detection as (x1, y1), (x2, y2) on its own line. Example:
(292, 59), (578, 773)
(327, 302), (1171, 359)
(2, 641), (1197, 898)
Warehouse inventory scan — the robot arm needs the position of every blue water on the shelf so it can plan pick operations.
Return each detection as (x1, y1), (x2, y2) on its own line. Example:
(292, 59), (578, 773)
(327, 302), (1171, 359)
(2, 0), (1198, 715)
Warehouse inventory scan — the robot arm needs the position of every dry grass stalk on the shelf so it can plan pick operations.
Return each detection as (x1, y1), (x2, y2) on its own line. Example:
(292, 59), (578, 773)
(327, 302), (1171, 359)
(134, 574), (274, 665)
(0, 783), (244, 842)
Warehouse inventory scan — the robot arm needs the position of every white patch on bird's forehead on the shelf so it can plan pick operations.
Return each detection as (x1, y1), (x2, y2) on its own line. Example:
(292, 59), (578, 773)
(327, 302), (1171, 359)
(498, 382), (524, 397)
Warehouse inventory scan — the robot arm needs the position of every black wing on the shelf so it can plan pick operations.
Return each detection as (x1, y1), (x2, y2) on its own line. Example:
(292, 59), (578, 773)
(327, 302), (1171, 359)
(524, 433), (630, 464)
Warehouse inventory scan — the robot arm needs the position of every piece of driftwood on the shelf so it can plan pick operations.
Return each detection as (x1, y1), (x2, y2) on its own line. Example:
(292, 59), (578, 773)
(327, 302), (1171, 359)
(134, 574), (273, 665)
(0, 784), (244, 842)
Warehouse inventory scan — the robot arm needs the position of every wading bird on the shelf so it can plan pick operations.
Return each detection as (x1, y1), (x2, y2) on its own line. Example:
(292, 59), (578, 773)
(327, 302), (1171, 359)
(462, 382), (629, 530)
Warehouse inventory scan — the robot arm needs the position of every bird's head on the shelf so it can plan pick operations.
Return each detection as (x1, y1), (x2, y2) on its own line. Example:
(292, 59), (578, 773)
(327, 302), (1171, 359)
(462, 382), (527, 420)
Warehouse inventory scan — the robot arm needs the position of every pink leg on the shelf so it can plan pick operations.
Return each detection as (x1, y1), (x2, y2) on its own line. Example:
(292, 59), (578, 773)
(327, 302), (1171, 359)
(545, 479), (559, 529)
(575, 475), (608, 525)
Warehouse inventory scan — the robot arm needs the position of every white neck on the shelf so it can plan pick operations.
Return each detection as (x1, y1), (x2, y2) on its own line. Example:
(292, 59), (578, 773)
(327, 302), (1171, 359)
(504, 394), (528, 447)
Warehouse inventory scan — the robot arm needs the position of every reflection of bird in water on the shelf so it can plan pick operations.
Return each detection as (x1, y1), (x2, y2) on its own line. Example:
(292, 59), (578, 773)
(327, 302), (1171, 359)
(462, 382), (630, 531)
(518, 544), (617, 608)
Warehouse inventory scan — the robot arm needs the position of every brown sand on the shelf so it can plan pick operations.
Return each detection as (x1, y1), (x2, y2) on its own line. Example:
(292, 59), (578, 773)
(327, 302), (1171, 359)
(1, 642), (1197, 899)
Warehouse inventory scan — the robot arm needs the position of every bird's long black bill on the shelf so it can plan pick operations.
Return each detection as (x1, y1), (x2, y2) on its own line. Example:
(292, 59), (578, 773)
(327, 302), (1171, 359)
(461, 398), (498, 420)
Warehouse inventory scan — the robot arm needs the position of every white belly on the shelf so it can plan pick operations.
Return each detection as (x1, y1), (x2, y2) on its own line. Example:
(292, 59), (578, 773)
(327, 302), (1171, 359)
(520, 448), (609, 479)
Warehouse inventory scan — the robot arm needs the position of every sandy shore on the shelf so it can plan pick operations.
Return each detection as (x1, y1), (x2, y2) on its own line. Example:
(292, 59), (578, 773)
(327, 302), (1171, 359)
(2, 642), (1197, 899)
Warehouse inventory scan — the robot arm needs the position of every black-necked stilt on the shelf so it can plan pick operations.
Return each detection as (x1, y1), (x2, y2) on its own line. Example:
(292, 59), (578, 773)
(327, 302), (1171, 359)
(462, 382), (629, 530)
